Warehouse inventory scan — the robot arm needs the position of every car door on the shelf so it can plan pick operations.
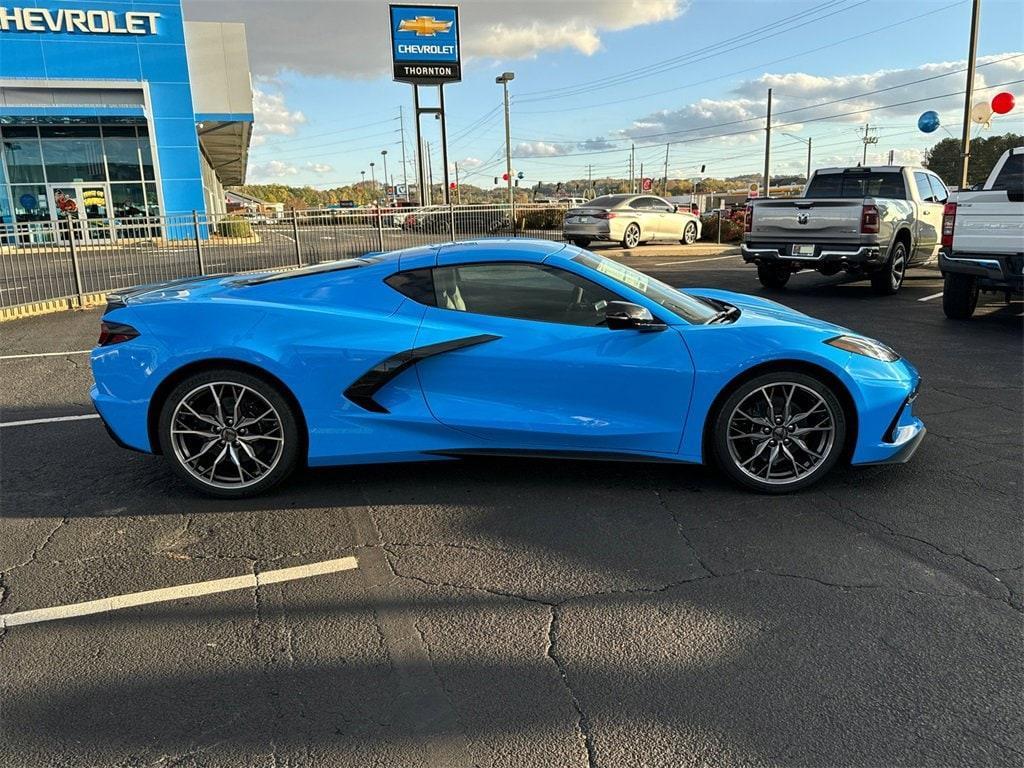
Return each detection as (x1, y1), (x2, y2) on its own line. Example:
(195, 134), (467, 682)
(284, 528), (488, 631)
(653, 196), (684, 239)
(912, 171), (944, 262)
(412, 261), (694, 454)
(629, 197), (662, 240)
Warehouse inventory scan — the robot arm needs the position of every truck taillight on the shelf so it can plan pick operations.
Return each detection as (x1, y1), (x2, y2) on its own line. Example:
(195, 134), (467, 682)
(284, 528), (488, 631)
(744, 205), (753, 233)
(941, 202), (957, 248)
(860, 204), (880, 234)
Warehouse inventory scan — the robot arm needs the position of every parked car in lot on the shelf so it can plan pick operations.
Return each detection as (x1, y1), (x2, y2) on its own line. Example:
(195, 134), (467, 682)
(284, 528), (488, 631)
(91, 239), (923, 498)
(402, 205), (510, 235)
(563, 194), (702, 248)
(742, 165), (950, 294)
(939, 146), (1024, 319)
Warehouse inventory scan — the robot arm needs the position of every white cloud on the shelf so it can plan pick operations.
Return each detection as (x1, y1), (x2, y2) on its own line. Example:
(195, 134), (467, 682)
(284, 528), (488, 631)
(514, 140), (574, 157)
(250, 86), (306, 147)
(184, 0), (686, 78)
(249, 160), (300, 180)
(458, 157), (483, 169)
(305, 162), (334, 174)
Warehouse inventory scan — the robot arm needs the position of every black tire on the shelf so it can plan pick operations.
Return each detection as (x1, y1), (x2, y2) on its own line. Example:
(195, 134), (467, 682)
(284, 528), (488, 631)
(712, 371), (847, 494)
(870, 240), (908, 295)
(942, 272), (979, 319)
(621, 223), (642, 249)
(157, 368), (302, 498)
(569, 237), (590, 248)
(681, 221), (698, 245)
(757, 263), (791, 289)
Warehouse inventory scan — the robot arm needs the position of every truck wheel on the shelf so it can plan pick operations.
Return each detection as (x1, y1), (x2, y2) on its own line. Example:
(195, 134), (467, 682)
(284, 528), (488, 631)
(942, 272), (979, 319)
(870, 241), (907, 295)
(569, 237), (590, 248)
(757, 263), (790, 290)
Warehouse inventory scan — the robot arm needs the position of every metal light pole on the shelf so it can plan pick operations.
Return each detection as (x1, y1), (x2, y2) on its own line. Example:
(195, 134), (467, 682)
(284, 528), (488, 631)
(496, 72), (515, 211)
(381, 150), (389, 203)
(959, 0), (981, 189)
(782, 132), (812, 181)
(369, 162), (377, 202)
(763, 87), (772, 199)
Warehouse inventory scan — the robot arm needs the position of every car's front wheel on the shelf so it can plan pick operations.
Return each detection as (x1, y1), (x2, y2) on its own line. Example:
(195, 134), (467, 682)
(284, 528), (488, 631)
(158, 368), (302, 498)
(681, 221), (698, 244)
(712, 372), (846, 493)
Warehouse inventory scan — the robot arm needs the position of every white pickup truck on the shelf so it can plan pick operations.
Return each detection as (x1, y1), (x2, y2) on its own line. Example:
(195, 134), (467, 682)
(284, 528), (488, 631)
(939, 147), (1024, 319)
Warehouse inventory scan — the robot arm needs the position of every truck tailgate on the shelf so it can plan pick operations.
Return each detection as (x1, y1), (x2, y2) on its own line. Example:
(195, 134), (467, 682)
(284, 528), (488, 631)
(751, 199), (863, 240)
(952, 190), (1024, 255)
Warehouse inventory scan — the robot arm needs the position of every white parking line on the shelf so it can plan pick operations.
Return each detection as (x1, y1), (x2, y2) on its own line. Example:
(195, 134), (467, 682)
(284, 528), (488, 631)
(918, 292), (944, 302)
(0, 414), (100, 428)
(655, 254), (742, 266)
(0, 350), (91, 360)
(0, 556), (359, 629)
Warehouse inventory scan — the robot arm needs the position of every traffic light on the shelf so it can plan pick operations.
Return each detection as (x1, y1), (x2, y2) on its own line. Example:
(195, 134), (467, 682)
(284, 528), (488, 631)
(494, 177), (499, 185)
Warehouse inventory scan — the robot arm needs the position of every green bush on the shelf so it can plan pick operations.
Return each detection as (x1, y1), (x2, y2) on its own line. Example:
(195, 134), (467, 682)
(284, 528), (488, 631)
(699, 213), (744, 243)
(216, 216), (253, 238)
(516, 208), (562, 231)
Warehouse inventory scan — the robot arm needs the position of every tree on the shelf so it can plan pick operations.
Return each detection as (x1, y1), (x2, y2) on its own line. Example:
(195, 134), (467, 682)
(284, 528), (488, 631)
(923, 132), (1022, 188)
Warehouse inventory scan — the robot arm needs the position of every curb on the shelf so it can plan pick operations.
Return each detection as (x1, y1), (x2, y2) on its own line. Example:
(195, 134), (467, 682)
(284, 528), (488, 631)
(0, 292), (107, 323)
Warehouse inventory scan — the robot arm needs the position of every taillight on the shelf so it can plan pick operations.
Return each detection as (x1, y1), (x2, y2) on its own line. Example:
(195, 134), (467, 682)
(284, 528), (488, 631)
(860, 204), (879, 234)
(595, 212), (617, 220)
(941, 202), (957, 248)
(744, 205), (753, 233)
(98, 321), (139, 347)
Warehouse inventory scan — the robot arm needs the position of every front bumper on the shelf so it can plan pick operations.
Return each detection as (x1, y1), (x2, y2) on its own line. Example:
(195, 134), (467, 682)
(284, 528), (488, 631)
(742, 242), (884, 269)
(939, 250), (1024, 292)
(849, 362), (925, 466)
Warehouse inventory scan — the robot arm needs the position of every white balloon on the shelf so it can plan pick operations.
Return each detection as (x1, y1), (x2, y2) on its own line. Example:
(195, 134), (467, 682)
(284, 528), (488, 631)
(971, 100), (994, 125)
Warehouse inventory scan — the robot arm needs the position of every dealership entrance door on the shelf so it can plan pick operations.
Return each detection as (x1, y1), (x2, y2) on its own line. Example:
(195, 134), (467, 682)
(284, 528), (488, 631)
(48, 184), (114, 242)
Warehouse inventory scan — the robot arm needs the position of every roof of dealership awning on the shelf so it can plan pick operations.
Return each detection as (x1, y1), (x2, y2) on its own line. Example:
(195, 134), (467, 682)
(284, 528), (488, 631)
(197, 117), (251, 187)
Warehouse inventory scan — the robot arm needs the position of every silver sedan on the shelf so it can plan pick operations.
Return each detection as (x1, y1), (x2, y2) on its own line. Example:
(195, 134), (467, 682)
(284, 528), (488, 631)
(563, 194), (702, 248)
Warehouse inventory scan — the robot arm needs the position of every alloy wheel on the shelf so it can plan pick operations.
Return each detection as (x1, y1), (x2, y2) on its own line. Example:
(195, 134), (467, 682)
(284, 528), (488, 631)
(624, 224), (641, 248)
(891, 245), (906, 290)
(683, 222), (697, 244)
(169, 381), (285, 489)
(726, 382), (837, 485)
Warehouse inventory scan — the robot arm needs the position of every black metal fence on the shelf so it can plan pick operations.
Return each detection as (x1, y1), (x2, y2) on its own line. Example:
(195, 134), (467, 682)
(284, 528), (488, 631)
(0, 203), (568, 311)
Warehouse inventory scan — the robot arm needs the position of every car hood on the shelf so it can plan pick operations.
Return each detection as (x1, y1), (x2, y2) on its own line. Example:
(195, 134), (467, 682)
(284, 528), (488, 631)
(686, 288), (851, 335)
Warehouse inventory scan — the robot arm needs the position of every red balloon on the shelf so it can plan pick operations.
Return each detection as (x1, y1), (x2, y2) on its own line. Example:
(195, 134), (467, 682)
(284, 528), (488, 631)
(991, 91), (1015, 115)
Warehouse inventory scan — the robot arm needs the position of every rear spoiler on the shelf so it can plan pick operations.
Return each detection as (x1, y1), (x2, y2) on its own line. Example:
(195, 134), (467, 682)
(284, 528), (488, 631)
(105, 274), (231, 311)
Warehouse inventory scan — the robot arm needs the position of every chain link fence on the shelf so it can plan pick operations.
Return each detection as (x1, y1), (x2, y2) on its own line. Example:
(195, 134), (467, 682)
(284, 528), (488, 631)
(0, 203), (567, 311)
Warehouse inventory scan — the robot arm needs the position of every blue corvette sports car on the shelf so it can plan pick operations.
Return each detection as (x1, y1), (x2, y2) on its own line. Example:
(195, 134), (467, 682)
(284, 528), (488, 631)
(91, 239), (924, 497)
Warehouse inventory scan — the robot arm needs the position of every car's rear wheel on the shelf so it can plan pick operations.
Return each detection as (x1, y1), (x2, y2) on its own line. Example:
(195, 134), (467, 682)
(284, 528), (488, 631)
(569, 237), (590, 248)
(681, 221), (698, 245)
(621, 223), (641, 249)
(942, 272), (979, 319)
(712, 372), (846, 493)
(757, 263), (791, 289)
(158, 369), (301, 498)
(871, 240), (907, 295)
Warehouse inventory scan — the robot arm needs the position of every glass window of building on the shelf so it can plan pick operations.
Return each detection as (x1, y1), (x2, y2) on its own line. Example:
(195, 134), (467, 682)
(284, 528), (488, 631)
(111, 183), (147, 217)
(2, 128), (45, 183)
(10, 185), (50, 223)
(40, 129), (106, 183)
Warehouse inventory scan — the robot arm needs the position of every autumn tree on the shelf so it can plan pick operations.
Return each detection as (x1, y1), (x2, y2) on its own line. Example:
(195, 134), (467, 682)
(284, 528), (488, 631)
(923, 132), (1022, 188)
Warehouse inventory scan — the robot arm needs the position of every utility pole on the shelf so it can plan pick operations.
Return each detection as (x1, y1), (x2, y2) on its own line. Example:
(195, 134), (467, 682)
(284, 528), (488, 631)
(763, 87), (772, 199)
(398, 106), (409, 202)
(639, 162), (644, 193)
(496, 72), (515, 211)
(380, 150), (389, 204)
(455, 161), (461, 204)
(888, 148), (895, 165)
(959, 0), (981, 189)
(369, 161), (376, 202)
(662, 143), (670, 196)
(630, 144), (636, 193)
(587, 164), (592, 198)
(859, 123), (878, 165)
(426, 141), (434, 199)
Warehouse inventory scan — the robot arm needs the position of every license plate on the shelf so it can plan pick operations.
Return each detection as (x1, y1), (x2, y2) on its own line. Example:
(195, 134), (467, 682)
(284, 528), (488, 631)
(574, 216), (591, 224)
(792, 244), (815, 256)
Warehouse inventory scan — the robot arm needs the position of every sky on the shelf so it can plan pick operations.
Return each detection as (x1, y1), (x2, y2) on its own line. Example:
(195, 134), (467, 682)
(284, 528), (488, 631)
(183, 0), (1024, 189)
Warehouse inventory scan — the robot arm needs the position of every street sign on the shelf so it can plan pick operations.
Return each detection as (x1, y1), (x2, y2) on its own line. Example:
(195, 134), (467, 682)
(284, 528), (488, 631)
(641, 177), (653, 191)
(395, 183), (407, 196)
(389, 5), (461, 84)
(748, 182), (760, 199)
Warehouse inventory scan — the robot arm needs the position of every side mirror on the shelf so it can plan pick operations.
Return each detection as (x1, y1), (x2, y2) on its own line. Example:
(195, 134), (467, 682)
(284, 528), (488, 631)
(671, 204), (679, 213)
(605, 301), (667, 332)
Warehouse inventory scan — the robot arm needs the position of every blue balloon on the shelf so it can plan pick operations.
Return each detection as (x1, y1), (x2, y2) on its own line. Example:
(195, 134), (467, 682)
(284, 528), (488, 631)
(918, 111), (940, 133)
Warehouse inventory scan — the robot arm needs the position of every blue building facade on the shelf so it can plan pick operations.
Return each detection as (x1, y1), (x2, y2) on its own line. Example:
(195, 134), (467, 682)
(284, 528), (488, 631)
(0, 0), (252, 232)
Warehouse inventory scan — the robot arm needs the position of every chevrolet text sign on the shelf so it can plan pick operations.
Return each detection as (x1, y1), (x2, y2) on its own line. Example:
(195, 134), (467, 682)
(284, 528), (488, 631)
(0, 6), (160, 35)
(389, 4), (460, 84)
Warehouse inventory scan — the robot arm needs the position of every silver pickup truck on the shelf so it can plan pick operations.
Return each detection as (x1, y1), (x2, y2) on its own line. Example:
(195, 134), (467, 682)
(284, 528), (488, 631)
(741, 166), (950, 295)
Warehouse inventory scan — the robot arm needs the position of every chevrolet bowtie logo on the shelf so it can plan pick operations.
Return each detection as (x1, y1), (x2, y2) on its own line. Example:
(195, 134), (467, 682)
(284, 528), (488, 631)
(398, 15), (452, 36)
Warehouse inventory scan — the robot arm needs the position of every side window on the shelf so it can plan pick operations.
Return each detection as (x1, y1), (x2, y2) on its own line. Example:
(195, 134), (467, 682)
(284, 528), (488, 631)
(629, 197), (656, 210)
(432, 262), (622, 327)
(991, 153), (1024, 193)
(926, 174), (948, 203)
(913, 172), (935, 203)
(651, 197), (674, 212)
(385, 268), (436, 306)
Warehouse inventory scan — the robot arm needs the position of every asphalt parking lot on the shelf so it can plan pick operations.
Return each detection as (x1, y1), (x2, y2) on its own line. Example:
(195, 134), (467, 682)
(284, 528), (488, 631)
(1, 251), (1021, 767)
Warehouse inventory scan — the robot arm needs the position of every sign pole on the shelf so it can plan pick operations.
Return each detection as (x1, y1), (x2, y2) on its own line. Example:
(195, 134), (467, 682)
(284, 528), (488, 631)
(412, 85), (425, 205)
(439, 84), (451, 205)
(399, 105), (410, 202)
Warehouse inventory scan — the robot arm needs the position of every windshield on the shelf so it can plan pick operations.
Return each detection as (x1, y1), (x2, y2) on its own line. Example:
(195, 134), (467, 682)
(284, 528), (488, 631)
(572, 251), (718, 324)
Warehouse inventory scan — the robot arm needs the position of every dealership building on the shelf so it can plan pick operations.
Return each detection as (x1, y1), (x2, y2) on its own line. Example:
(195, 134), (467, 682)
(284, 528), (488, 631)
(0, 0), (253, 233)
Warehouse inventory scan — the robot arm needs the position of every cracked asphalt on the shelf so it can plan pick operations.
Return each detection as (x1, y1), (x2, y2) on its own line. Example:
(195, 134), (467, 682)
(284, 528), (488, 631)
(1, 253), (1021, 767)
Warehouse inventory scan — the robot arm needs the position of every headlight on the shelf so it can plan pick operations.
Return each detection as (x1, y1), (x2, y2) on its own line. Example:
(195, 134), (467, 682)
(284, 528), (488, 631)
(825, 335), (900, 362)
